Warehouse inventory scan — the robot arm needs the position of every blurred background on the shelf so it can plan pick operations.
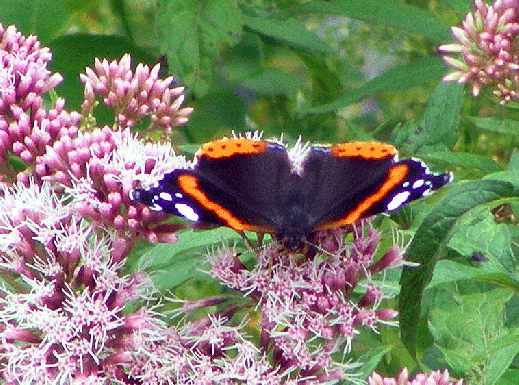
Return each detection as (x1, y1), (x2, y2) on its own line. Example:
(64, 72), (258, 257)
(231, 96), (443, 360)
(2, 0), (504, 170)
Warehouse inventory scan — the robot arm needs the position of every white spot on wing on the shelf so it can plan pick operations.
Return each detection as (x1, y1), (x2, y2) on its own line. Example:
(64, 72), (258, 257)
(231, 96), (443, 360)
(175, 203), (199, 221)
(387, 191), (411, 211)
(175, 192), (183, 198)
(159, 192), (173, 201)
(412, 179), (425, 189)
(447, 171), (454, 182)
(151, 203), (163, 211)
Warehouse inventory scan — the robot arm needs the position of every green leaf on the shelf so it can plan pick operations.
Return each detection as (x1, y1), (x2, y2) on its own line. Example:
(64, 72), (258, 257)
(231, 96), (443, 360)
(242, 15), (335, 55)
(296, 0), (452, 42)
(469, 117), (519, 138)
(429, 260), (519, 291)
(356, 346), (392, 380)
(419, 81), (463, 150)
(139, 227), (247, 291)
(506, 151), (519, 171)
(395, 81), (463, 154)
(0, 0), (71, 44)
(300, 56), (448, 114)
(486, 337), (519, 385)
(483, 166), (519, 189)
(157, 0), (242, 97)
(241, 68), (307, 95)
(443, 0), (474, 13)
(435, 346), (473, 374)
(399, 180), (517, 356)
(424, 152), (503, 172)
(448, 212), (519, 272)
(498, 369), (519, 385)
(429, 288), (514, 378)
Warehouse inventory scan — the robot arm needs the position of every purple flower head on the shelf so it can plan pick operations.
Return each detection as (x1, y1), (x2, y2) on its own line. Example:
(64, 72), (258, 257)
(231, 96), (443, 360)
(439, 0), (519, 103)
(100, 310), (288, 384)
(0, 179), (237, 383)
(0, 24), (61, 112)
(0, 181), (166, 383)
(368, 368), (464, 385)
(208, 219), (403, 382)
(35, 128), (191, 245)
(80, 54), (193, 132)
(0, 23), (81, 166)
(0, 27), (194, 249)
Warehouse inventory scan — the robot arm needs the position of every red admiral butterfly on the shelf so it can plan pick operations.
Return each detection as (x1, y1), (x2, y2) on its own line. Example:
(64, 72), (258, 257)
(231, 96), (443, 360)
(131, 135), (452, 249)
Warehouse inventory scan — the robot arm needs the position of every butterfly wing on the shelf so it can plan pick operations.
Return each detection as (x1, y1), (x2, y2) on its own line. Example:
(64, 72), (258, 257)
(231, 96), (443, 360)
(300, 142), (452, 231)
(131, 138), (293, 233)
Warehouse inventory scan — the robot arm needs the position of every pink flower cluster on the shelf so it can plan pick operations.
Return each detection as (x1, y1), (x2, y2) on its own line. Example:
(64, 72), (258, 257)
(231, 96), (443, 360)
(109, 313), (285, 384)
(209, 221), (402, 382)
(368, 368), (464, 385)
(81, 54), (193, 132)
(0, 181), (281, 383)
(0, 181), (151, 382)
(0, 24), (81, 167)
(0, 21), (466, 385)
(34, 126), (189, 243)
(440, 0), (519, 103)
(0, 23), (194, 243)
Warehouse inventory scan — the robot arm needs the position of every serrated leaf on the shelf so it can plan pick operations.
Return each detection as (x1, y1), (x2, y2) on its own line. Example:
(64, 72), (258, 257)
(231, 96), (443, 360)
(435, 346), (473, 374)
(421, 81), (463, 146)
(296, 0), (452, 42)
(242, 15), (334, 55)
(301, 56), (448, 114)
(447, 216), (519, 273)
(429, 260), (519, 291)
(399, 180), (517, 356)
(486, 339), (519, 385)
(157, 0), (242, 97)
(424, 152), (502, 172)
(430, 288), (514, 378)
(469, 117), (519, 138)
(356, 346), (392, 380)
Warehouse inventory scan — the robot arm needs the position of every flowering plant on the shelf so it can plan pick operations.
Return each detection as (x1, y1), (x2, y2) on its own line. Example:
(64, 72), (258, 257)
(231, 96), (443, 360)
(1, 0), (519, 384)
(0, 24), (405, 384)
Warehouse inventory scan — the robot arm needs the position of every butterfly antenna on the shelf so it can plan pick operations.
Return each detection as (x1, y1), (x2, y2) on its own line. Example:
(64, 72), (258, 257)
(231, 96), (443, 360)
(302, 237), (336, 259)
(234, 230), (270, 253)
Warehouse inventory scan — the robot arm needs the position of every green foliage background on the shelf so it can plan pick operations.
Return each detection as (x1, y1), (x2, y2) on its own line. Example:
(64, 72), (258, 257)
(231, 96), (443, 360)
(3, 0), (519, 384)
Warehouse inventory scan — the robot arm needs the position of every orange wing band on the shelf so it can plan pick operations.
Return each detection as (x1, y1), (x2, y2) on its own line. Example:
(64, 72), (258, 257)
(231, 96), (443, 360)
(197, 138), (268, 159)
(315, 163), (409, 230)
(177, 175), (274, 233)
(331, 142), (396, 159)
